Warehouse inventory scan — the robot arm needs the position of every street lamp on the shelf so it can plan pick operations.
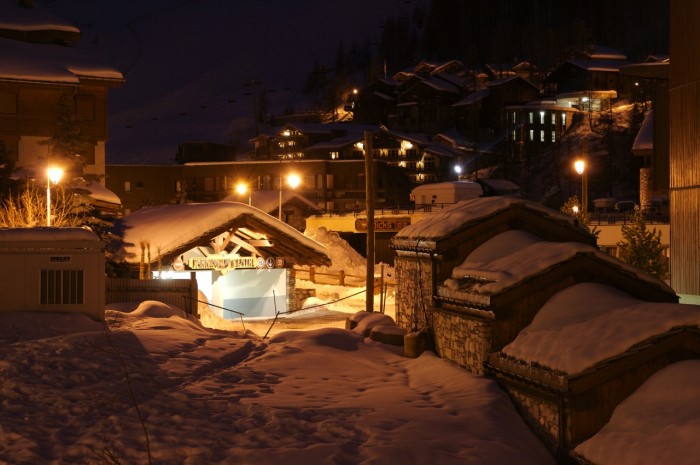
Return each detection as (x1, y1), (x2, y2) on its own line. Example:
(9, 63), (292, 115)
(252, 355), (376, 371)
(235, 182), (251, 205)
(46, 167), (63, 226)
(574, 159), (588, 215)
(279, 173), (301, 221)
(454, 165), (462, 180)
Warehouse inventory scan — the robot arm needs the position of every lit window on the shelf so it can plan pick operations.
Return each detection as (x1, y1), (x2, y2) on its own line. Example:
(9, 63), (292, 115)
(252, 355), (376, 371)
(551, 113), (556, 124)
(124, 181), (131, 192)
(529, 113), (533, 124)
(529, 129), (534, 141)
(41, 269), (84, 305)
(562, 113), (567, 128)
(540, 111), (545, 124)
(551, 131), (556, 142)
(540, 130), (545, 142)
(331, 152), (339, 159)
(512, 130), (516, 141)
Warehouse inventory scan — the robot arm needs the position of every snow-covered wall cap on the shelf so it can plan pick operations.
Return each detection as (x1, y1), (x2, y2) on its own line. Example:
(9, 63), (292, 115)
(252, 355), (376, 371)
(0, 227), (99, 242)
(0, 37), (123, 83)
(395, 196), (582, 242)
(114, 201), (327, 262)
(449, 232), (673, 295)
(502, 282), (700, 374)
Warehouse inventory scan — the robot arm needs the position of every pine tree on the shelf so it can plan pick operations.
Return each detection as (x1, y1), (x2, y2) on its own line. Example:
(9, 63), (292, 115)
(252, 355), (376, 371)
(617, 208), (667, 280)
(560, 195), (589, 225)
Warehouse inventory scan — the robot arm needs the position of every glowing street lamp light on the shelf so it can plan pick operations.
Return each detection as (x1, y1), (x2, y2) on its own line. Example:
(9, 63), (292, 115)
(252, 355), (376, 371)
(574, 159), (588, 215)
(279, 173), (301, 221)
(454, 165), (462, 180)
(235, 182), (251, 205)
(46, 167), (63, 227)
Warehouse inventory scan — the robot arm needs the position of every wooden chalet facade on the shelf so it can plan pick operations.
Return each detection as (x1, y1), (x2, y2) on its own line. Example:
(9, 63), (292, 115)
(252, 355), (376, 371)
(0, 4), (123, 184)
(669, 0), (700, 299)
(390, 196), (700, 460)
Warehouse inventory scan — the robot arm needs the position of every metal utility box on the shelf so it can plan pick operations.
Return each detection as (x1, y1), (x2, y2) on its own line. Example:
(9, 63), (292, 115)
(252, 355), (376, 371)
(0, 228), (105, 321)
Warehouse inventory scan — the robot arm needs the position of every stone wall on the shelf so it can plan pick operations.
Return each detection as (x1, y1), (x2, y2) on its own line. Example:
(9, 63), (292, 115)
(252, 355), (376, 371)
(502, 385), (562, 455)
(432, 305), (494, 375)
(394, 255), (434, 332)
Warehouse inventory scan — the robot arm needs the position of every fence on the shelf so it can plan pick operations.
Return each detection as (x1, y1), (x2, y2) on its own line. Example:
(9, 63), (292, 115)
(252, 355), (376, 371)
(105, 277), (198, 315)
(292, 266), (395, 292)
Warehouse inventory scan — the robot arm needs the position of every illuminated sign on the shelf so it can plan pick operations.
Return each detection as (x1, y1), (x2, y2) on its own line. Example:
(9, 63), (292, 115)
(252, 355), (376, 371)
(186, 255), (285, 271)
(355, 217), (411, 232)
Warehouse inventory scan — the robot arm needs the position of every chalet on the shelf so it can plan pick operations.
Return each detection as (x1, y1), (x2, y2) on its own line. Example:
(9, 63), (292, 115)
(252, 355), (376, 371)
(0, 2), (123, 183)
(503, 100), (580, 161)
(390, 196), (700, 460)
(111, 201), (331, 319)
(394, 74), (465, 134)
(452, 76), (540, 142)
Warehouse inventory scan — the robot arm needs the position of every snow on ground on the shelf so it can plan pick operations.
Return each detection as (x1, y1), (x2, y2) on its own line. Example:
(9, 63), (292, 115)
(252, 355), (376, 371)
(0, 301), (555, 465)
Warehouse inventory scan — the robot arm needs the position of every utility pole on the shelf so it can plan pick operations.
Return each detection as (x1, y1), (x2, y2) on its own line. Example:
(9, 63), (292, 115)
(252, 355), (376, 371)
(364, 130), (375, 313)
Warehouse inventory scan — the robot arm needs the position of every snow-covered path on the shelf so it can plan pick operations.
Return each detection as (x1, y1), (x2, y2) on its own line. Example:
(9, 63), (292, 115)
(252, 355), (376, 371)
(0, 302), (555, 465)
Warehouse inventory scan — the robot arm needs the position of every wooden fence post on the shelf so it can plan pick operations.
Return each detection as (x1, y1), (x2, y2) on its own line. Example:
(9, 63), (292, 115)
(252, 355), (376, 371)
(339, 269), (345, 286)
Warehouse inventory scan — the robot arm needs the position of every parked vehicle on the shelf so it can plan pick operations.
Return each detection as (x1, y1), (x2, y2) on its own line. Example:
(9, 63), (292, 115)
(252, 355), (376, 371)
(410, 181), (483, 205)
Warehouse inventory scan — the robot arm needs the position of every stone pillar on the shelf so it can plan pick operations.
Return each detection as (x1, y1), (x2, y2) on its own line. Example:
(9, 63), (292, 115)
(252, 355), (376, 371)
(640, 166), (652, 210)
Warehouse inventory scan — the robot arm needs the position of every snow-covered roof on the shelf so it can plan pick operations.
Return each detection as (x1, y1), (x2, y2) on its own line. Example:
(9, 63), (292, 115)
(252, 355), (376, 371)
(74, 181), (122, 205)
(113, 201), (329, 265)
(222, 190), (320, 214)
(452, 89), (489, 107)
(0, 37), (123, 84)
(632, 110), (654, 154)
(394, 196), (580, 243)
(0, 1), (79, 34)
(502, 282), (700, 375)
(566, 58), (631, 72)
(0, 227), (99, 244)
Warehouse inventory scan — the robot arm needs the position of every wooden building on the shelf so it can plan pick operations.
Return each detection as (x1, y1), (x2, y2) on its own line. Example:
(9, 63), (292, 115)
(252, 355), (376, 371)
(669, 0), (700, 300)
(0, 3), (123, 184)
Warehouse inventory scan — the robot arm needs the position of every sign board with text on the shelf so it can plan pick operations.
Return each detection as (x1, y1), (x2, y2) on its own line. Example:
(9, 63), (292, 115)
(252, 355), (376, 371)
(354, 217), (410, 232)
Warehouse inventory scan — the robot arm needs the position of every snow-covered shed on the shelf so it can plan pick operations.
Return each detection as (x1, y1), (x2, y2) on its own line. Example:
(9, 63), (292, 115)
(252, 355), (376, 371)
(111, 201), (331, 319)
(0, 227), (105, 321)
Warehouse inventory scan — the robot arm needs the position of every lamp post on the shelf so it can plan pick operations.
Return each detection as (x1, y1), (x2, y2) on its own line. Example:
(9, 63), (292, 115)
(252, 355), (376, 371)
(454, 165), (462, 180)
(46, 167), (63, 227)
(279, 173), (300, 221)
(236, 182), (251, 205)
(574, 159), (587, 215)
